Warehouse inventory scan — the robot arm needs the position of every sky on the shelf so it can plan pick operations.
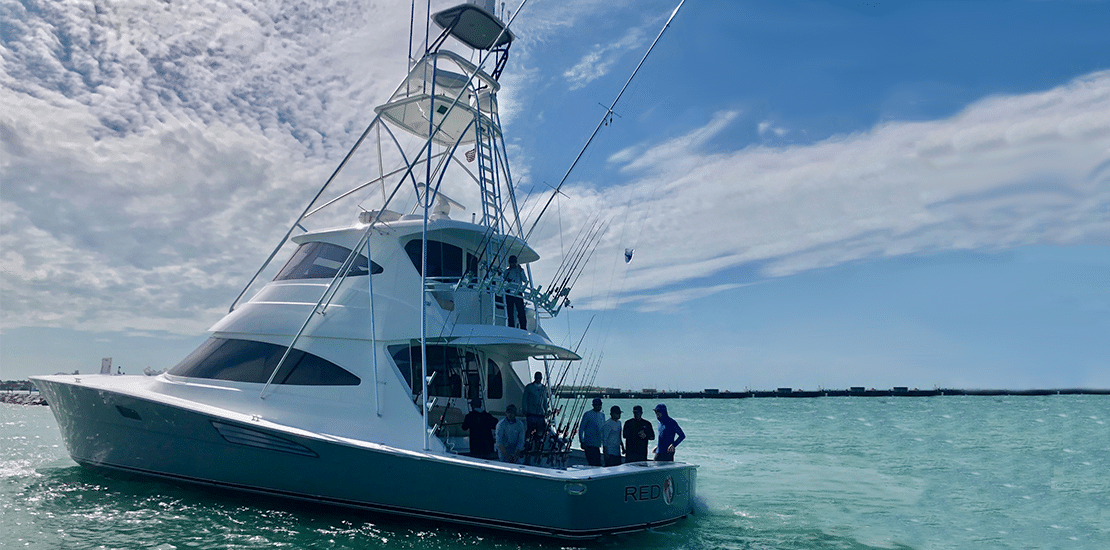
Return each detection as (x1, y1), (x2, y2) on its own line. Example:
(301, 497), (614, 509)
(2, 0), (1108, 391)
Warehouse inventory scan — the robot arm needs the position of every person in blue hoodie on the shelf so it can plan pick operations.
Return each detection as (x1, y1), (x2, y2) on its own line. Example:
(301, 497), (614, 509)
(652, 403), (685, 462)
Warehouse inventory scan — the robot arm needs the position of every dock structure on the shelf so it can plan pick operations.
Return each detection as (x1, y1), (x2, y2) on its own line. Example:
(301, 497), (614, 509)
(557, 387), (1110, 400)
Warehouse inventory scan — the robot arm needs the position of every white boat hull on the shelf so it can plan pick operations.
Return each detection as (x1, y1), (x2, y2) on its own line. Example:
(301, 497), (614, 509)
(35, 376), (696, 539)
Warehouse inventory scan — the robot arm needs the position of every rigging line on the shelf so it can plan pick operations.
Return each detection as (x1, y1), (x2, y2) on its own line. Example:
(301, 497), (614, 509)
(624, 173), (666, 260)
(377, 124), (386, 203)
(556, 190), (570, 337)
(544, 212), (593, 293)
(560, 226), (607, 300)
(556, 213), (604, 288)
(550, 316), (594, 397)
(523, 0), (687, 242)
(517, 178), (552, 225)
(320, 151), (449, 219)
(547, 218), (607, 305)
(563, 345), (599, 427)
(541, 314), (595, 455)
(489, 104), (525, 239)
(558, 355), (588, 429)
(558, 218), (608, 292)
(549, 315), (595, 425)
(408, 0), (415, 68)
(583, 227), (638, 384)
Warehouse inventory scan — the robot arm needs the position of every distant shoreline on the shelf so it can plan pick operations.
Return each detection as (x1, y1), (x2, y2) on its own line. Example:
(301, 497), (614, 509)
(557, 387), (1110, 399)
(0, 390), (47, 406)
(3, 380), (1108, 407)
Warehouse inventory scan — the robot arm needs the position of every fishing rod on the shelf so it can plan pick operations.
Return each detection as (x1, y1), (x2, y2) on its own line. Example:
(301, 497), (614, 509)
(544, 213), (603, 294)
(543, 213), (596, 288)
(540, 216), (605, 314)
(523, 0), (687, 241)
(548, 219), (608, 302)
(559, 232), (605, 301)
(540, 316), (595, 451)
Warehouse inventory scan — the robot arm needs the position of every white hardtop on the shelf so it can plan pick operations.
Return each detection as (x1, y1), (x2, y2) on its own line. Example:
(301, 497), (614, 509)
(291, 216), (540, 264)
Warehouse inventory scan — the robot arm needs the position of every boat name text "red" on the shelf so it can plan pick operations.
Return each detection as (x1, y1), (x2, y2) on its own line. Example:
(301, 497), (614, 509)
(624, 484), (663, 502)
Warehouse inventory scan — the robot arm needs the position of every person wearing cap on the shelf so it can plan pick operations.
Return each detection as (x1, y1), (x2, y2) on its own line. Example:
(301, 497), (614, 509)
(578, 398), (605, 466)
(652, 403), (685, 462)
(623, 405), (655, 463)
(462, 399), (497, 459)
(503, 255), (528, 330)
(602, 405), (625, 466)
(496, 404), (526, 463)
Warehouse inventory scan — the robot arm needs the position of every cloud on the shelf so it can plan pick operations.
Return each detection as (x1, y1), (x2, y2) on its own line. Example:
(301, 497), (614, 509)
(1, 0), (413, 333)
(536, 71), (1110, 310)
(758, 120), (788, 137)
(3, 0), (1108, 339)
(562, 25), (648, 91)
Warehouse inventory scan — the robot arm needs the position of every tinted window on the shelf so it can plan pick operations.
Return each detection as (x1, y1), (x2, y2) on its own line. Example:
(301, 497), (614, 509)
(405, 240), (464, 280)
(389, 344), (476, 398)
(275, 241), (383, 281)
(168, 338), (360, 386)
(487, 359), (503, 399)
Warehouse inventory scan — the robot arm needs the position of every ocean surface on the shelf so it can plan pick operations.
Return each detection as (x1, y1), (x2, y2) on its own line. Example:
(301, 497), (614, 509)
(2, 396), (1107, 549)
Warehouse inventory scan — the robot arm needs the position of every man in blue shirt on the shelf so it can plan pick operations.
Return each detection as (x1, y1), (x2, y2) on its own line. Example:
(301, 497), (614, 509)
(652, 403), (685, 462)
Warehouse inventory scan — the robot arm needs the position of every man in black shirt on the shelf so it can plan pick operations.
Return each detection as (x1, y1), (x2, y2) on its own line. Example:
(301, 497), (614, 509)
(622, 405), (655, 463)
(462, 400), (498, 459)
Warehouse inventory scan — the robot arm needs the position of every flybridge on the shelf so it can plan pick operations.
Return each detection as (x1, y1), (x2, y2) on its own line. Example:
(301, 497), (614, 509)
(229, 1), (524, 312)
(375, 51), (502, 148)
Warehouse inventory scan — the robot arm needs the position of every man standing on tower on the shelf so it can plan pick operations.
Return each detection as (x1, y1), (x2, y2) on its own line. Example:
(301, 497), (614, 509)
(504, 255), (527, 330)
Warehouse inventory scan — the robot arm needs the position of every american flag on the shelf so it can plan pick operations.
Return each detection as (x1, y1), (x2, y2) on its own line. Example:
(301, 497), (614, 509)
(465, 148), (476, 162)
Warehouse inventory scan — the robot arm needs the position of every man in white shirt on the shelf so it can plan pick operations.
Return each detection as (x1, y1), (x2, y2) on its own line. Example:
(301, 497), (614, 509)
(495, 404), (526, 463)
(602, 405), (624, 466)
(578, 398), (605, 466)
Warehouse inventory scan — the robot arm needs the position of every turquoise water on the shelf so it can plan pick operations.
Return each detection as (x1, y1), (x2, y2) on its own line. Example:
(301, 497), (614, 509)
(3, 396), (1107, 549)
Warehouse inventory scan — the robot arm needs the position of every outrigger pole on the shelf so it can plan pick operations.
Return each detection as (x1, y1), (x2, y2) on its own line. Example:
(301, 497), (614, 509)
(523, 0), (687, 241)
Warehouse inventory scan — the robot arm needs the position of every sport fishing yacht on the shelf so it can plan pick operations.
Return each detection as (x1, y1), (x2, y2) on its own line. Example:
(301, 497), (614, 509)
(32, 0), (696, 539)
